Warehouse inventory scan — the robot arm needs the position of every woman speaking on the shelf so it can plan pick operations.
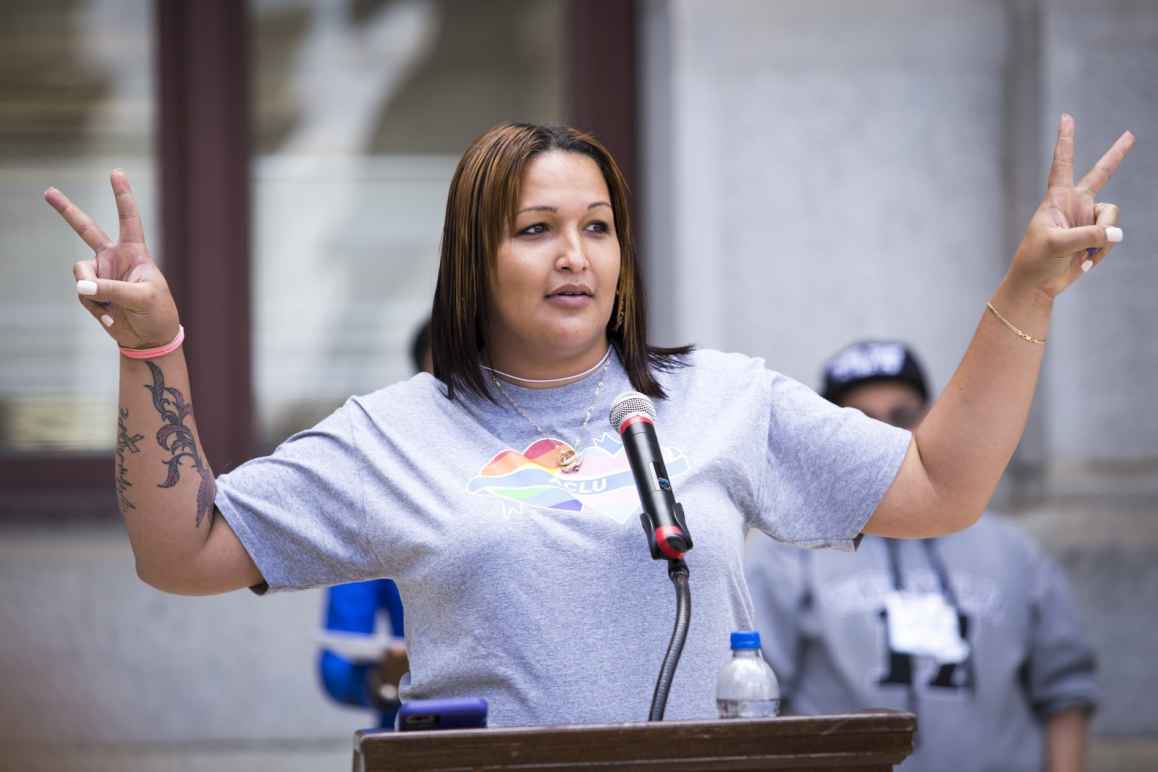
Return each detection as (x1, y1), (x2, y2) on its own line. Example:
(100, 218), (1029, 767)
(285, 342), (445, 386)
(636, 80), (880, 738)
(44, 117), (1132, 727)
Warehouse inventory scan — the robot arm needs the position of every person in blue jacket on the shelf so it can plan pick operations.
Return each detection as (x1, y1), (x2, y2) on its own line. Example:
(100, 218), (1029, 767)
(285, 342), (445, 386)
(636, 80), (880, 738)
(317, 320), (430, 728)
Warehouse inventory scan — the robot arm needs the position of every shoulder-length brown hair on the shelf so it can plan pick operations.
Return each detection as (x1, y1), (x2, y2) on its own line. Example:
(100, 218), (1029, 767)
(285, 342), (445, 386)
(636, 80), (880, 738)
(430, 123), (692, 402)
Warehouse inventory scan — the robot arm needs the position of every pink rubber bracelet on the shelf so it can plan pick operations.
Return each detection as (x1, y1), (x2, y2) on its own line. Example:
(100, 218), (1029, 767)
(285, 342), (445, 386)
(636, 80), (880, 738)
(120, 325), (185, 360)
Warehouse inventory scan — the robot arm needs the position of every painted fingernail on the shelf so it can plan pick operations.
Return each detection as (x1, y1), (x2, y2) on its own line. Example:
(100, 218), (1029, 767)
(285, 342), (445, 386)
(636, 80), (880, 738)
(1106, 226), (1124, 243)
(100, 314), (114, 327)
(1086, 247), (1098, 258)
(1081, 259), (1094, 273)
(77, 280), (98, 296)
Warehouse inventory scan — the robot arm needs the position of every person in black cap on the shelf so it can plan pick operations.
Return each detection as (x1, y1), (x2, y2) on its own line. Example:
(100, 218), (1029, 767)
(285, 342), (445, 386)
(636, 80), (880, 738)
(820, 340), (929, 430)
(745, 340), (1099, 772)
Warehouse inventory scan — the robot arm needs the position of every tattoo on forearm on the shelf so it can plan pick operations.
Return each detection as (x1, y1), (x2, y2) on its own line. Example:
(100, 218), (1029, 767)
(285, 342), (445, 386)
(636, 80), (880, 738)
(145, 361), (217, 527)
(116, 408), (144, 512)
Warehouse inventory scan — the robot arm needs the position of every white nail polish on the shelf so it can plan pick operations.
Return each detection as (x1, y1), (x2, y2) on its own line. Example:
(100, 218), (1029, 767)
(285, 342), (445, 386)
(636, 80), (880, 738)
(100, 314), (114, 327)
(1106, 226), (1124, 243)
(77, 280), (98, 296)
(1081, 259), (1094, 273)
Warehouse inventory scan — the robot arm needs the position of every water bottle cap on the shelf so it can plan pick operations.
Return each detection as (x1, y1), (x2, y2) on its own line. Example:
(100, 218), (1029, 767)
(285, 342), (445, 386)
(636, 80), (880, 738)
(730, 630), (761, 650)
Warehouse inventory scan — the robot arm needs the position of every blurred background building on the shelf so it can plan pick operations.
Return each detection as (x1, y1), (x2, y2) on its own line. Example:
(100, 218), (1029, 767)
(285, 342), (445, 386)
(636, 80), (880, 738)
(1, 0), (1155, 769)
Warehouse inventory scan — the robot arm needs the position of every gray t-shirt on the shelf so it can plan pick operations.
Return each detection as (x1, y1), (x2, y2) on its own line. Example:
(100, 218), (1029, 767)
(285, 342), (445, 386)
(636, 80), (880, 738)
(216, 348), (909, 727)
(745, 515), (1099, 772)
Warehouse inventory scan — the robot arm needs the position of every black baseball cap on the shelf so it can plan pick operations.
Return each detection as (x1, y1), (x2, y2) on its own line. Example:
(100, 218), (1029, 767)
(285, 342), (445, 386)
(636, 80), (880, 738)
(820, 340), (929, 405)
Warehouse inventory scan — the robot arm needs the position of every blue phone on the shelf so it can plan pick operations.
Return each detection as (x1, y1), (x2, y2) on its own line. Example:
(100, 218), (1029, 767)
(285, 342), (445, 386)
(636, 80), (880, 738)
(396, 697), (488, 731)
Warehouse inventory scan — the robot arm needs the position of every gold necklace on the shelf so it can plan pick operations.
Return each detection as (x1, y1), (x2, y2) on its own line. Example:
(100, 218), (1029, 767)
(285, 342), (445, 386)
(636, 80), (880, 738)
(491, 355), (611, 474)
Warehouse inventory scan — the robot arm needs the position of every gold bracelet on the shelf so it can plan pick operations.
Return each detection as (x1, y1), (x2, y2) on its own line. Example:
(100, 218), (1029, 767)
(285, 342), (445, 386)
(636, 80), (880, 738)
(986, 302), (1046, 345)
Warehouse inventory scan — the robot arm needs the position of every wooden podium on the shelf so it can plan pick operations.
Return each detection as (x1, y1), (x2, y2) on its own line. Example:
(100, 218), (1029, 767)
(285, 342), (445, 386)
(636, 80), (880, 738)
(353, 711), (915, 771)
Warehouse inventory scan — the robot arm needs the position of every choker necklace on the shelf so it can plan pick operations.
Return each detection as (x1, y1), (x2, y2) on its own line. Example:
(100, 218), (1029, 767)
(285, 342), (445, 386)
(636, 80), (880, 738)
(491, 353), (611, 473)
(483, 347), (612, 386)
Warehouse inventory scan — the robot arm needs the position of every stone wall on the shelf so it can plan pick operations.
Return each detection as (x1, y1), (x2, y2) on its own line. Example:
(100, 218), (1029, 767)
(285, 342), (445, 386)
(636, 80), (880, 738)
(640, 0), (1158, 748)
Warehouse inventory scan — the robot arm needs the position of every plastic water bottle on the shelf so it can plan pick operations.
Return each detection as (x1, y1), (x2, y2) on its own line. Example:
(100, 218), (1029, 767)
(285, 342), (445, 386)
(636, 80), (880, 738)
(716, 630), (781, 718)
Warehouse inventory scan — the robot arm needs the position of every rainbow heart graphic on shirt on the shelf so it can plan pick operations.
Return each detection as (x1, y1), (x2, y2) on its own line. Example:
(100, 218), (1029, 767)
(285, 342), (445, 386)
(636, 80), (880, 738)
(467, 432), (689, 523)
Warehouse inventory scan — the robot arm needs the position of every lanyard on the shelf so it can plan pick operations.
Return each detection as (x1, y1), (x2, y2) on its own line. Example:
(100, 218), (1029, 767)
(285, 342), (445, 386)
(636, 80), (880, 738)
(882, 537), (976, 741)
(884, 539), (972, 674)
(884, 537), (954, 600)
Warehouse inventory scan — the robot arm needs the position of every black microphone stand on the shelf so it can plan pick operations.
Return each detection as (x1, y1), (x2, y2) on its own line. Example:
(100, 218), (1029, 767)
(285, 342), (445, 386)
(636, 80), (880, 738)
(648, 556), (691, 721)
(611, 393), (695, 721)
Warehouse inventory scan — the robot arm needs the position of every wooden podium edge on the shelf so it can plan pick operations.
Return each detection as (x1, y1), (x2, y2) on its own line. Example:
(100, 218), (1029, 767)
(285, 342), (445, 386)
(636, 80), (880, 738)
(354, 711), (917, 771)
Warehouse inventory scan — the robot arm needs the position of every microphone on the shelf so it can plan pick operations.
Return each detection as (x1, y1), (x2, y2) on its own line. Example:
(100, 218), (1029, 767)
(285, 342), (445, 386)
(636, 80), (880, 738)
(609, 391), (693, 560)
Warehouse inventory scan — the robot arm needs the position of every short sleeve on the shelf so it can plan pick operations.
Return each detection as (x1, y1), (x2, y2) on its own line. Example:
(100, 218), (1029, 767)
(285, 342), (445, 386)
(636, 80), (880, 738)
(753, 371), (910, 550)
(1024, 544), (1100, 718)
(214, 402), (384, 593)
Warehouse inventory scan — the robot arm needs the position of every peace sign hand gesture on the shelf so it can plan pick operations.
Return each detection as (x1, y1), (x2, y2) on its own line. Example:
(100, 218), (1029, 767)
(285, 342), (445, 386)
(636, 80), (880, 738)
(1011, 114), (1135, 299)
(45, 170), (179, 349)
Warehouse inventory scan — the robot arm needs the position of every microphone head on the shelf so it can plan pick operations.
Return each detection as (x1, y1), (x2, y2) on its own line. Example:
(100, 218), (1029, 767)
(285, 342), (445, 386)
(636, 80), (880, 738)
(609, 391), (657, 430)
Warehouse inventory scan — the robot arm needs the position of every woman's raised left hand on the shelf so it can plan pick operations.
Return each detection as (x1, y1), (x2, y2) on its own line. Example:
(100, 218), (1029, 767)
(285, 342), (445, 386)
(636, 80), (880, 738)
(1009, 114), (1135, 299)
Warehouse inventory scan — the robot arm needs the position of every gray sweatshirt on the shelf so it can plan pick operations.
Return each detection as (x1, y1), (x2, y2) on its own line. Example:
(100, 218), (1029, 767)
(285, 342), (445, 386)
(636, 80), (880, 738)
(745, 515), (1098, 772)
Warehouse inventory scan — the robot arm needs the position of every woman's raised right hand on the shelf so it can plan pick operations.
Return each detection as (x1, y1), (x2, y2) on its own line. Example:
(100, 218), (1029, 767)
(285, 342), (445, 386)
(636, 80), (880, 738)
(45, 170), (180, 349)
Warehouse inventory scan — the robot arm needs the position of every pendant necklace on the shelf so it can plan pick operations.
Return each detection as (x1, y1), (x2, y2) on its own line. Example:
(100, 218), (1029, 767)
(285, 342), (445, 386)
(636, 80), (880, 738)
(491, 351), (611, 474)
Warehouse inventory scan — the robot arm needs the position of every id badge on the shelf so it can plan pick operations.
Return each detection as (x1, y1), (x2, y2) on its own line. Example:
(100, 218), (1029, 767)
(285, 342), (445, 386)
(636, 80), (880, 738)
(883, 591), (970, 664)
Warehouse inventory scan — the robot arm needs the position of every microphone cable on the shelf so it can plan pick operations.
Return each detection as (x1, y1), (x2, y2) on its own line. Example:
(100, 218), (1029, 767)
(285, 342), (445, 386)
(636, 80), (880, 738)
(648, 558), (691, 721)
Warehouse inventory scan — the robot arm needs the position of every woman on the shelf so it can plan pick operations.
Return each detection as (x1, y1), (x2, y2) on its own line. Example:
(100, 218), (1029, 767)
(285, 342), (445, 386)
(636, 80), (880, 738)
(45, 118), (1131, 727)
